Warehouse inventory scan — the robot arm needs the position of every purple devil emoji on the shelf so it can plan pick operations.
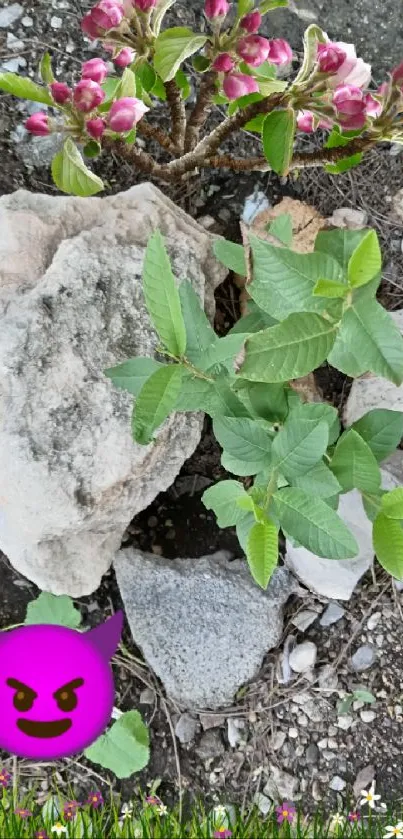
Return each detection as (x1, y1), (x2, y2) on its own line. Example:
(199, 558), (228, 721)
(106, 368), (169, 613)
(0, 611), (123, 759)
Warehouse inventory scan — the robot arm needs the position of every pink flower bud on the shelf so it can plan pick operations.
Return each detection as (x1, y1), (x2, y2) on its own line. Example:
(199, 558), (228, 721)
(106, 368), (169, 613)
(297, 110), (315, 133)
(317, 42), (346, 73)
(392, 61), (403, 86)
(223, 71), (259, 100)
(240, 10), (262, 33)
(212, 52), (235, 72)
(338, 112), (367, 131)
(73, 79), (105, 113)
(82, 58), (109, 84)
(86, 116), (106, 139)
(266, 38), (293, 66)
(108, 96), (149, 131)
(50, 81), (71, 104)
(324, 40), (371, 89)
(237, 34), (270, 67)
(204, 0), (229, 19)
(25, 112), (50, 136)
(114, 47), (135, 67)
(81, 0), (124, 38)
(333, 84), (366, 116)
(133, 0), (156, 9)
(364, 92), (382, 118)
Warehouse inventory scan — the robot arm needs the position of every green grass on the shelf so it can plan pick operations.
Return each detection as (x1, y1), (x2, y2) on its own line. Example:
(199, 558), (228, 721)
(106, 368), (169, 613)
(1, 779), (403, 839)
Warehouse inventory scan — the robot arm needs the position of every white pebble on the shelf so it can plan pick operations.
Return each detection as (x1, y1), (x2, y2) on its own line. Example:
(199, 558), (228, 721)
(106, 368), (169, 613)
(330, 775), (346, 791)
(50, 15), (62, 28)
(288, 727), (299, 738)
(289, 641), (317, 673)
(21, 15), (33, 26)
(367, 611), (381, 630)
(336, 714), (353, 731)
(360, 709), (376, 723)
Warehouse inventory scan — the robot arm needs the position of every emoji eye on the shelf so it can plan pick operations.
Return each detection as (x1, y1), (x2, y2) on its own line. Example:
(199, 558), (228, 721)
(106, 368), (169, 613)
(6, 679), (37, 712)
(53, 678), (84, 712)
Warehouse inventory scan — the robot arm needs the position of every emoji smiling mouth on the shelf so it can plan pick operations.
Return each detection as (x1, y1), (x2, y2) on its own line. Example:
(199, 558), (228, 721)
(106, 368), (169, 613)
(17, 718), (72, 738)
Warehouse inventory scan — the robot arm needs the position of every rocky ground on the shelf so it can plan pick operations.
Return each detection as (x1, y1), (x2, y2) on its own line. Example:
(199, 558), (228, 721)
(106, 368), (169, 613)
(2, 0), (403, 820)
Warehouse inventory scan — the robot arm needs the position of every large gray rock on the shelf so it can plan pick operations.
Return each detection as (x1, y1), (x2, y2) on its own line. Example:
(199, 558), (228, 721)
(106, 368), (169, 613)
(0, 184), (225, 596)
(114, 548), (298, 709)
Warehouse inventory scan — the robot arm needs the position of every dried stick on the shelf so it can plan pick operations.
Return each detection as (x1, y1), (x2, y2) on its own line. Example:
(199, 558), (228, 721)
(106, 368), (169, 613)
(184, 71), (217, 152)
(164, 79), (187, 152)
(136, 119), (178, 156)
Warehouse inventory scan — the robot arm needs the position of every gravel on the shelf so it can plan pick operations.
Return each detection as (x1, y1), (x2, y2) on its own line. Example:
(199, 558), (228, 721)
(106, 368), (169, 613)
(351, 645), (378, 672)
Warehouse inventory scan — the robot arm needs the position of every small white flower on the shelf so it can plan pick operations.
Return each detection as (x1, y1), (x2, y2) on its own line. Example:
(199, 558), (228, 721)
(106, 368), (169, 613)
(360, 780), (381, 809)
(214, 805), (228, 818)
(51, 824), (67, 838)
(120, 802), (133, 819)
(384, 824), (403, 839)
(157, 804), (168, 816)
(329, 812), (345, 830)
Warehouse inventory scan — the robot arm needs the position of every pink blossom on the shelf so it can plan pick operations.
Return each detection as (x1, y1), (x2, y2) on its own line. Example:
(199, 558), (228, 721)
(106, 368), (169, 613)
(333, 83), (366, 115)
(133, 0), (157, 10)
(114, 47), (135, 67)
(25, 112), (50, 136)
(0, 769), (11, 789)
(266, 38), (293, 65)
(240, 10), (262, 33)
(275, 802), (296, 825)
(204, 0), (229, 19)
(82, 58), (109, 84)
(323, 37), (371, 88)
(81, 0), (124, 38)
(364, 92), (382, 118)
(237, 34), (270, 67)
(317, 42), (346, 73)
(73, 79), (105, 112)
(223, 71), (259, 99)
(212, 53), (235, 72)
(338, 112), (366, 130)
(392, 61), (403, 86)
(86, 116), (106, 139)
(297, 110), (315, 132)
(108, 96), (149, 131)
(50, 81), (71, 104)
(86, 790), (104, 809)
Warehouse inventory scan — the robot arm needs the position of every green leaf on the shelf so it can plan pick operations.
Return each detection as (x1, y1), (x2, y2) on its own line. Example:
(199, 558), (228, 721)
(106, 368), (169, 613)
(104, 357), (163, 395)
(51, 138), (104, 197)
(324, 127), (363, 174)
(288, 402), (340, 445)
(315, 228), (369, 272)
(0, 72), (53, 105)
(239, 312), (337, 383)
(273, 487), (359, 559)
(325, 153), (363, 174)
(238, 0), (254, 14)
(373, 512), (403, 579)
(348, 229), (382, 289)
(236, 512), (255, 552)
(249, 235), (343, 319)
(213, 239), (246, 275)
(351, 409), (403, 462)
(294, 24), (326, 84)
(178, 280), (215, 363)
(328, 297), (403, 386)
(152, 0), (178, 36)
(84, 711), (149, 778)
(194, 333), (249, 373)
(362, 491), (383, 522)
(330, 429), (381, 493)
(228, 92), (264, 117)
(142, 230), (186, 357)
(202, 480), (249, 527)
(259, 0), (288, 11)
(25, 593), (81, 629)
(272, 418), (329, 478)
(119, 67), (137, 97)
(83, 140), (101, 159)
(229, 301), (277, 335)
(175, 68), (191, 99)
(213, 416), (272, 465)
(221, 451), (263, 476)
(153, 27), (207, 82)
(262, 108), (296, 175)
(136, 63), (157, 92)
(235, 381), (289, 422)
(192, 55), (211, 72)
(132, 365), (183, 444)
(337, 695), (354, 715)
(381, 488), (403, 519)
(292, 460), (342, 498)
(40, 53), (55, 85)
(176, 373), (251, 417)
(352, 689), (376, 704)
(246, 519), (278, 588)
(313, 278), (348, 299)
(267, 213), (293, 247)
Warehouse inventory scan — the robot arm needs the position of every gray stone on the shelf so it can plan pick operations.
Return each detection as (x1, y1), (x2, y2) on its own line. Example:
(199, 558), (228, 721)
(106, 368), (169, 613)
(329, 208), (368, 229)
(306, 743), (319, 764)
(175, 713), (197, 744)
(318, 664), (339, 692)
(0, 3), (23, 27)
(6, 32), (24, 50)
(139, 688), (154, 705)
(336, 714), (354, 731)
(329, 775), (346, 792)
(289, 641), (317, 672)
(360, 709), (376, 723)
(199, 713), (225, 730)
(227, 717), (245, 748)
(320, 603), (345, 627)
(293, 691), (328, 722)
(15, 134), (65, 170)
(114, 548), (297, 708)
(291, 608), (319, 631)
(351, 645), (377, 672)
(254, 793), (272, 815)
(264, 766), (299, 801)
(0, 184), (225, 596)
(195, 730), (224, 760)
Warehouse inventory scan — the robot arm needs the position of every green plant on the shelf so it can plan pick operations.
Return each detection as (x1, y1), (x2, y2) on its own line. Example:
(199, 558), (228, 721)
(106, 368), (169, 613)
(1, 0), (403, 194)
(106, 222), (403, 589)
(337, 688), (376, 716)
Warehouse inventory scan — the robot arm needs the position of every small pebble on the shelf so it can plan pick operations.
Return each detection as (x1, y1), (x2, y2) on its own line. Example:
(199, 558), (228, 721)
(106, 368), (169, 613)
(6, 32), (24, 50)
(305, 743), (319, 764)
(227, 718), (244, 748)
(360, 709), (376, 723)
(289, 641), (317, 673)
(367, 611), (382, 630)
(50, 15), (62, 27)
(199, 713), (225, 730)
(320, 602), (345, 627)
(270, 731), (286, 751)
(21, 15), (33, 26)
(351, 645), (377, 672)
(337, 714), (353, 731)
(254, 793), (271, 815)
(329, 775), (346, 791)
(288, 727), (299, 739)
(291, 609), (318, 631)
(0, 2), (23, 27)
(317, 738), (328, 749)
(139, 687), (154, 705)
(312, 779), (322, 801)
(175, 713), (197, 744)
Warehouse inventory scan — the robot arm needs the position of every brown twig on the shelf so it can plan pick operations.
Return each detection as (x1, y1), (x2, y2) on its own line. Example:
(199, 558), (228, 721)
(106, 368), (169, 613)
(164, 78), (187, 153)
(184, 71), (217, 152)
(136, 118), (177, 156)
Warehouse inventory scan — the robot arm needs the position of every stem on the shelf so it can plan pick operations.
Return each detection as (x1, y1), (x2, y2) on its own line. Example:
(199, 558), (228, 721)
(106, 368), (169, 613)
(136, 119), (178, 155)
(184, 71), (217, 153)
(164, 79), (187, 152)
